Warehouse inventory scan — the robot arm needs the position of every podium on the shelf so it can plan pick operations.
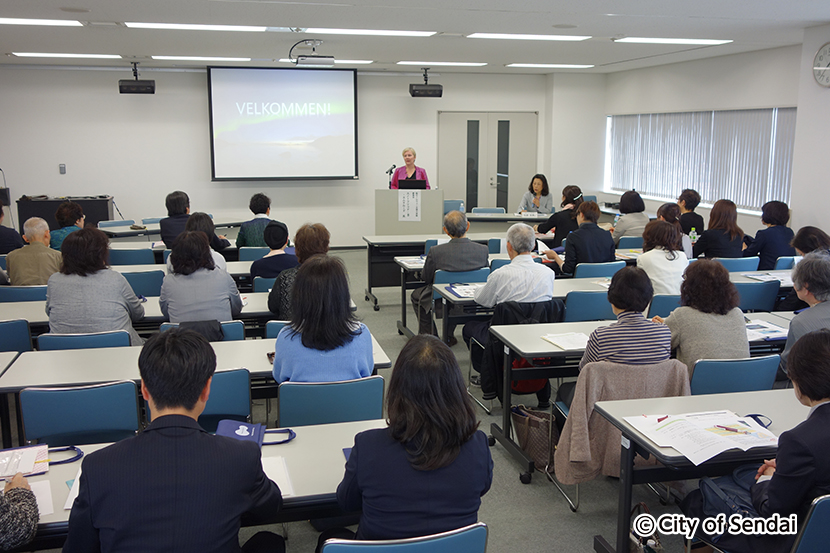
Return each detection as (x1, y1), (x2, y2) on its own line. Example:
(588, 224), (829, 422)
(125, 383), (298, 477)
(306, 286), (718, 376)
(374, 189), (444, 235)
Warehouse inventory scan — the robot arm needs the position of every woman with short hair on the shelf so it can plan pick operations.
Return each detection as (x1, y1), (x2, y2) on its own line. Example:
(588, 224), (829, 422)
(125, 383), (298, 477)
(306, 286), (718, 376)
(50, 201), (85, 251)
(517, 174), (553, 214)
(390, 147), (430, 189)
(637, 220), (688, 295)
(742, 200), (795, 270)
(544, 201), (616, 276)
(656, 202), (693, 258)
(611, 190), (649, 245)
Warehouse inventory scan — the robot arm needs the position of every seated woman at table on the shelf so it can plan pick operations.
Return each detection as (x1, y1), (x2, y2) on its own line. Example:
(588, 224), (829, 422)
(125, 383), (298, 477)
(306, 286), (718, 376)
(655, 202), (693, 258)
(160, 231), (242, 323)
(680, 328), (830, 553)
(777, 226), (830, 310)
(272, 255), (372, 383)
(611, 190), (649, 246)
(50, 200), (85, 251)
(534, 184), (583, 247)
(249, 221), (298, 280)
(652, 258), (748, 373)
(46, 227), (145, 345)
(693, 199), (743, 258)
(166, 212), (228, 272)
(636, 220), (687, 296)
(544, 201), (615, 276)
(517, 173), (553, 214)
(742, 200), (795, 270)
(267, 223), (330, 319)
(0, 472), (38, 551)
(327, 334), (492, 547)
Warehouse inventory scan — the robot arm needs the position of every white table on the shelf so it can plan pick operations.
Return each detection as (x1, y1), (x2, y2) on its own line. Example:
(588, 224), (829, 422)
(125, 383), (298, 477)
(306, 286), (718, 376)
(101, 220), (244, 240)
(110, 260), (253, 279)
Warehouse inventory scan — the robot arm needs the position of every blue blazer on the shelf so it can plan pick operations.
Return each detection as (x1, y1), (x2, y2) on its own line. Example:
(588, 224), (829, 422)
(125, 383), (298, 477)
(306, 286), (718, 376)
(743, 225), (795, 271)
(561, 222), (616, 275)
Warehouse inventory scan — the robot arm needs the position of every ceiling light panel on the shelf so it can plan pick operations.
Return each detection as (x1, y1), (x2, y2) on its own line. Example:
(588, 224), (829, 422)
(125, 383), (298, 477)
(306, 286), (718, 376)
(152, 56), (252, 61)
(398, 61), (486, 67)
(507, 63), (594, 68)
(125, 22), (267, 32)
(12, 52), (122, 59)
(614, 37), (732, 45)
(468, 33), (590, 41)
(0, 17), (82, 26)
(305, 28), (436, 37)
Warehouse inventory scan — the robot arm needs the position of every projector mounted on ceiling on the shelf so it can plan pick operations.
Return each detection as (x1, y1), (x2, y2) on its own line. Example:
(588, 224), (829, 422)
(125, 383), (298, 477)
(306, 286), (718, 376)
(410, 67), (442, 98)
(289, 39), (335, 68)
(119, 62), (155, 94)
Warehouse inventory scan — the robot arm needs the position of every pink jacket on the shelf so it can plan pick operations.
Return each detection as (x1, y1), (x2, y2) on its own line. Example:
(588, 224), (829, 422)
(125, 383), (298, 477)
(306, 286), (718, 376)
(391, 166), (430, 189)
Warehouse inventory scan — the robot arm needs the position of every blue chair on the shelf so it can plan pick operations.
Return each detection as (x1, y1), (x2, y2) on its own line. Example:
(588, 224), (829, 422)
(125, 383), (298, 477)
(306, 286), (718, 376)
(19, 380), (140, 446)
(490, 258), (510, 272)
(471, 207), (506, 214)
(573, 261), (625, 279)
(488, 238), (504, 254)
(690, 355), (779, 395)
(0, 254), (6, 270)
(583, 195), (598, 204)
(443, 199), (464, 214)
(98, 219), (135, 228)
(253, 276), (276, 293)
(108, 248), (156, 265)
(774, 256), (797, 270)
(618, 236), (644, 249)
(141, 217), (163, 225)
(714, 256), (759, 272)
(432, 268), (491, 301)
(424, 239), (438, 255)
(266, 320), (290, 339)
(564, 291), (615, 322)
(734, 280), (780, 312)
(277, 375), (384, 428)
(239, 247), (269, 261)
(321, 522), (487, 553)
(0, 286), (47, 302)
(647, 295), (682, 318)
(37, 330), (131, 351)
(159, 321), (245, 341)
(122, 270), (164, 297)
(163, 249), (172, 263)
(792, 494), (830, 553)
(0, 319), (33, 353)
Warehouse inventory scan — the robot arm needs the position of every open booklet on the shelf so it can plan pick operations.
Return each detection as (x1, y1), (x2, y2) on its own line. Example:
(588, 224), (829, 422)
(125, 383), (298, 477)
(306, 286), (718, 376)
(624, 410), (778, 466)
(745, 319), (788, 341)
(541, 332), (590, 351)
(741, 271), (795, 287)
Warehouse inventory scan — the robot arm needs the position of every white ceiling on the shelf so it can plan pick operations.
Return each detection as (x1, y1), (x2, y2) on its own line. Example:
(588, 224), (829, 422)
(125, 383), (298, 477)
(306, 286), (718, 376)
(1, 0), (829, 75)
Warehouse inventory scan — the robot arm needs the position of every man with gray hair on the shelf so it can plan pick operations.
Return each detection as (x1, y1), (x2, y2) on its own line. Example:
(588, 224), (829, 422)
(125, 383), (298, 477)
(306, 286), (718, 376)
(411, 210), (489, 338)
(779, 252), (830, 375)
(6, 217), (63, 285)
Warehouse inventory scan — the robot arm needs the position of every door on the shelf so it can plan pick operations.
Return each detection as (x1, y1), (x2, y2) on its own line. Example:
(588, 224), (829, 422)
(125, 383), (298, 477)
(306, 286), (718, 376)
(438, 112), (538, 212)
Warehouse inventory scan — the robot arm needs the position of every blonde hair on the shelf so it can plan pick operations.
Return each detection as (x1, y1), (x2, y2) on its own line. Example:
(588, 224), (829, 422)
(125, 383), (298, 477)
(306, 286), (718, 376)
(402, 147), (416, 157)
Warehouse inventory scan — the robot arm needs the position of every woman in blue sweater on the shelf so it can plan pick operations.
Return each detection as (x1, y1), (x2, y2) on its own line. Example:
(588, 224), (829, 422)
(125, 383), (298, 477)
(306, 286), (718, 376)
(742, 200), (795, 270)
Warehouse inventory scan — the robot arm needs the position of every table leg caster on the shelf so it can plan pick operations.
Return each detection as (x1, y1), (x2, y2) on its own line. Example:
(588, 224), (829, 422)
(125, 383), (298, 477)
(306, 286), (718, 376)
(520, 472), (532, 484)
(373, 305), (380, 311)
(487, 435), (496, 447)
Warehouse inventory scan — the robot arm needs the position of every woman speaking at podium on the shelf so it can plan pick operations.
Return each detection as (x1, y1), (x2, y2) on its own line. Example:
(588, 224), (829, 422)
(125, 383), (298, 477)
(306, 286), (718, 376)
(390, 147), (431, 189)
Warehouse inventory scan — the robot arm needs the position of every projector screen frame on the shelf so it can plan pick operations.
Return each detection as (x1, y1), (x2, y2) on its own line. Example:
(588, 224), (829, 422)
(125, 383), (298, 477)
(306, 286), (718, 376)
(207, 66), (359, 182)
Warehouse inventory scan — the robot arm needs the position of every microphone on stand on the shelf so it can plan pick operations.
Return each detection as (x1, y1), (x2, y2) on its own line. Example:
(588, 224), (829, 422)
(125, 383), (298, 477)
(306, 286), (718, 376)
(385, 164), (396, 175)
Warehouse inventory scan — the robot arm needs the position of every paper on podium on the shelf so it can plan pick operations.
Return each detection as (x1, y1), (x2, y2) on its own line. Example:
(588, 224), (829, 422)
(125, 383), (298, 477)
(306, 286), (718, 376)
(262, 456), (294, 497)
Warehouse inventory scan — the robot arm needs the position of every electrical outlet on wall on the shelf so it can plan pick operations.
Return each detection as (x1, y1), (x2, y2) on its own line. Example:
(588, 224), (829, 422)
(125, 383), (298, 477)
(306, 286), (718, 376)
(59, 164), (66, 174)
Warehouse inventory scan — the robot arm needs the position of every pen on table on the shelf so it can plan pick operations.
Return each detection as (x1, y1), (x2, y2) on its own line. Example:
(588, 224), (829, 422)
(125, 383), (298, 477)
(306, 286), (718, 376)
(657, 415), (668, 423)
(715, 425), (750, 435)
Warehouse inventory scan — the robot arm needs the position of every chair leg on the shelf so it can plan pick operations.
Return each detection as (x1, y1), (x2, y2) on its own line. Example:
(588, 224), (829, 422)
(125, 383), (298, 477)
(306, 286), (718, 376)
(547, 474), (579, 512)
(467, 337), (492, 414)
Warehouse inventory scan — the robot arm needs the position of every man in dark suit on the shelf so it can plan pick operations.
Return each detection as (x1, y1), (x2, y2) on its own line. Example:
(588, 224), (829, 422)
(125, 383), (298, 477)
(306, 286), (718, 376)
(63, 329), (284, 553)
(411, 210), (489, 339)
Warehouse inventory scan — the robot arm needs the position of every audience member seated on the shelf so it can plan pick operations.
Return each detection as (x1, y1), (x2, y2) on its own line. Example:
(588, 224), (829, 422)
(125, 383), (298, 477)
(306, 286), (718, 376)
(323, 335), (492, 549)
(250, 221), (299, 280)
(517, 173), (553, 214)
(236, 192), (273, 248)
(165, 212), (230, 274)
(160, 231), (242, 324)
(6, 217), (62, 285)
(159, 190), (190, 249)
(267, 223), (330, 319)
(410, 211), (489, 337)
(693, 199), (743, 258)
(46, 227), (145, 345)
(656, 202), (693, 258)
(0, 472), (38, 551)
(778, 226), (830, 310)
(545, 201), (615, 276)
(742, 200), (796, 270)
(0, 204), (24, 254)
(463, 223), (556, 405)
(611, 190), (649, 245)
(677, 188), (705, 236)
(636, 220), (687, 295)
(680, 328), (830, 553)
(534, 185), (583, 248)
(652, 258), (749, 373)
(778, 252), (830, 376)
(273, 255), (372, 383)
(49, 200), (84, 251)
(62, 329), (284, 553)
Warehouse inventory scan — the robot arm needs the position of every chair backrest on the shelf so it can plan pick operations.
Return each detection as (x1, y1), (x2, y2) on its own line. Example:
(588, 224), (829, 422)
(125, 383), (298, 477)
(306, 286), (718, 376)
(278, 376), (384, 427)
(108, 248), (156, 265)
(564, 291), (615, 322)
(488, 238), (505, 254)
(20, 380), (140, 446)
(141, 217), (163, 225)
(0, 254), (6, 270)
(266, 320), (289, 339)
(792, 494), (830, 553)
(490, 258), (510, 272)
(0, 285), (48, 302)
(774, 256), (796, 270)
(443, 199), (464, 214)
(734, 280), (780, 312)
(253, 276), (277, 293)
(714, 256), (759, 272)
(573, 260), (625, 279)
(647, 295), (682, 318)
(432, 268), (491, 300)
(163, 249), (172, 263)
(239, 247), (269, 261)
(200, 369), (251, 432)
(159, 321), (245, 341)
(582, 195), (598, 204)
(617, 236), (644, 249)
(122, 270), (164, 297)
(424, 239), (438, 255)
(471, 207), (506, 214)
(0, 319), (33, 353)
(98, 219), (135, 228)
(321, 522), (488, 553)
(37, 330), (132, 351)
(690, 355), (779, 395)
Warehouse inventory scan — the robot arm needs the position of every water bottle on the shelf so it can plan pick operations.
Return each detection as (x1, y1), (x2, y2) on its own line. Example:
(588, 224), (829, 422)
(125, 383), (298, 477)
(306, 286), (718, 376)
(614, 214), (620, 227)
(689, 227), (698, 244)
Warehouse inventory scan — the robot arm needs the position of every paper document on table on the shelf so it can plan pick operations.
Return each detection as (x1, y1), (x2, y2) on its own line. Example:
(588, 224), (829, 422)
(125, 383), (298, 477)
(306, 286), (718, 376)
(541, 332), (590, 351)
(615, 250), (643, 260)
(746, 319), (788, 341)
(262, 456), (294, 497)
(593, 278), (612, 289)
(29, 480), (54, 516)
(396, 256), (425, 269)
(742, 272), (794, 287)
(536, 240), (551, 253)
(447, 283), (484, 298)
(0, 445), (47, 478)
(64, 466), (82, 510)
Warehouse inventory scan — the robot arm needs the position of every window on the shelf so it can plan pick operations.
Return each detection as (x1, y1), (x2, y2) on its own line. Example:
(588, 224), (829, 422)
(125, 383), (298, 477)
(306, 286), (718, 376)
(604, 108), (796, 211)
